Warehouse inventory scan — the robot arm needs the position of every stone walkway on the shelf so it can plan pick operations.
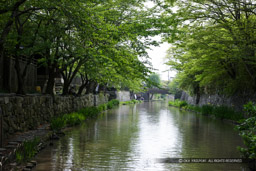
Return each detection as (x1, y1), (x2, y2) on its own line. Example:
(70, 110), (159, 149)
(1, 124), (52, 171)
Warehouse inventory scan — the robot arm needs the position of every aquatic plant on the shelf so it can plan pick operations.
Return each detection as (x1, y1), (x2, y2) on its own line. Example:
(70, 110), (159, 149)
(169, 99), (187, 108)
(98, 104), (107, 112)
(79, 106), (100, 117)
(201, 105), (214, 115)
(107, 99), (120, 109)
(213, 106), (243, 121)
(50, 100), (120, 131)
(120, 100), (142, 105)
(183, 104), (201, 113)
(63, 113), (86, 126)
(16, 137), (40, 163)
(169, 100), (243, 121)
(50, 117), (66, 131)
(179, 101), (188, 108)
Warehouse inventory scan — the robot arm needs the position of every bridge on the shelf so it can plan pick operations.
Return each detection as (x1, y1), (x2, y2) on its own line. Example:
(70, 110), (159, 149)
(147, 88), (170, 95)
(136, 88), (172, 101)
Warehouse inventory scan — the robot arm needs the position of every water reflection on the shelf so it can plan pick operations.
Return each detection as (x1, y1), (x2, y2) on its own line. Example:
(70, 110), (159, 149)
(34, 102), (248, 171)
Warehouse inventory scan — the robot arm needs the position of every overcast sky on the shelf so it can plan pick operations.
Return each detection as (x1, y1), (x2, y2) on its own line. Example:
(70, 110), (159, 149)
(146, 39), (176, 81)
(144, 1), (177, 81)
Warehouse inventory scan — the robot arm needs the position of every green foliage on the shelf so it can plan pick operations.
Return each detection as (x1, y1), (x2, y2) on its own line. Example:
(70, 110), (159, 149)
(120, 100), (142, 105)
(109, 99), (120, 106)
(168, 77), (181, 95)
(213, 106), (244, 121)
(50, 117), (66, 131)
(50, 100), (120, 131)
(1, 0), (172, 94)
(201, 105), (214, 115)
(183, 104), (201, 113)
(165, 0), (256, 95)
(243, 101), (256, 117)
(62, 113), (86, 126)
(16, 137), (40, 163)
(179, 101), (188, 108)
(169, 99), (187, 108)
(236, 102), (256, 159)
(169, 100), (243, 121)
(107, 99), (120, 109)
(79, 107), (100, 118)
(147, 73), (161, 88)
(98, 104), (108, 112)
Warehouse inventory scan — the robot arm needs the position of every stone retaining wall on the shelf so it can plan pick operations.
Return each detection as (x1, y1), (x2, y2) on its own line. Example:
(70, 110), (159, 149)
(0, 93), (109, 139)
(116, 91), (131, 102)
(180, 91), (256, 112)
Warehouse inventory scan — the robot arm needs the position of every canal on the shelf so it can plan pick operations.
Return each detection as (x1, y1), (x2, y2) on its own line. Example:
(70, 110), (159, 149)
(34, 101), (248, 171)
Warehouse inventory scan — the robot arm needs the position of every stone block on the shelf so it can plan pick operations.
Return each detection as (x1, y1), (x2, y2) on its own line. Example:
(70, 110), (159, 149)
(0, 98), (4, 104)
(0, 94), (111, 137)
(3, 97), (9, 104)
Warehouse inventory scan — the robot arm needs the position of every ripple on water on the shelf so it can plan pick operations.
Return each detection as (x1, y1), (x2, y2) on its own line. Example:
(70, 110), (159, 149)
(34, 102), (249, 171)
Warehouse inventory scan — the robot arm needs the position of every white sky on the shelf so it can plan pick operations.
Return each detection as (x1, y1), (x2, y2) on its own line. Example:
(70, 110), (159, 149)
(146, 38), (176, 81)
(144, 1), (177, 81)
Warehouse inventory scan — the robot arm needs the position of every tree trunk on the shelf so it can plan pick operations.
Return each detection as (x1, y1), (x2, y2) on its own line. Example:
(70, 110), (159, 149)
(77, 84), (87, 96)
(196, 92), (200, 105)
(62, 77), (70, 95)
(77, 74), (89, 96)
(85, 81), (97, 94)
(14, 59), (26, 94)
(150, 93), (154, 100)
(0, 53), (4, 90)
(45, 69), (56, 95)
(194, 85), (200, 105)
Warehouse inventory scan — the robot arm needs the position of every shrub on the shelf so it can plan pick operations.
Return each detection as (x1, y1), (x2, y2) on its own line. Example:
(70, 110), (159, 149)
(243, 101), (256, 117)
(236, 102), (256, 159)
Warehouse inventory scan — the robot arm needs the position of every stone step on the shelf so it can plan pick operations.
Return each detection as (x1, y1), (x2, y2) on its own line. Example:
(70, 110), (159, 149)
(30, 160), (37, 166)
(8, 141), (19, 145)
(23, 168), (31, 171)
(26, 163), (34, 169)
(0, 148), (6, 152)
(6, 145), (17, 149)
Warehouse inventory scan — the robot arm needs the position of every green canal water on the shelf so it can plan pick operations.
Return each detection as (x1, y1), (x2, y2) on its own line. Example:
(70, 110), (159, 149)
(33, 101), (249, 171)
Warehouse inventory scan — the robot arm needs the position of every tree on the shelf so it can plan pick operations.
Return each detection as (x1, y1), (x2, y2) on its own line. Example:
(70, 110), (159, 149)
(147, 73), (161, 88)
(165, 0), (256, 96)
(168, 76), (182, 99)
(0, 0), (46, 94)
(1, 0), (175, 95)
